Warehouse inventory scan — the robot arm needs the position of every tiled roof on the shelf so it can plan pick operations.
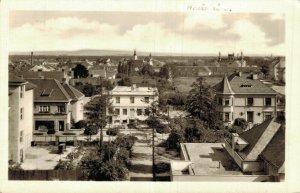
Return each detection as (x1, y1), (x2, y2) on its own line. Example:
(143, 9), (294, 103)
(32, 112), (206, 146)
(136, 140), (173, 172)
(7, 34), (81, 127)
(25, 78), (71, 102)
(215, 73), (277, 94)
(215, 75), (234, 94)
(25, 82), (36, 91)
(18, 71), (66, 82)
(9, 73), (26, 84)
(260, 126), (285, 170)
(63, 84), (84, 100)
(238, 118), (282, 160)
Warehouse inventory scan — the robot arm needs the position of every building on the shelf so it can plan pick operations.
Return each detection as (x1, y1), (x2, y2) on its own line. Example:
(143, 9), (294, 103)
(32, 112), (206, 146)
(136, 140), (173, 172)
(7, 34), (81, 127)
(25, 78), (84, 133)
(224, 118), (285, 181)
(9, 74), (36, 163)
(17, 70), (71, 84)
(171, 118), (284, 182)
(108, 84), (158, 126)
(214, 72), (278, 126)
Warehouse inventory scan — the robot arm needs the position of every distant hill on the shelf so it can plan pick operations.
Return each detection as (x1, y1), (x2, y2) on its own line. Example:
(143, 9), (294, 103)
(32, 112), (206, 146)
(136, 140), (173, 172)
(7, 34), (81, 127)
(10, 49), (216, 57)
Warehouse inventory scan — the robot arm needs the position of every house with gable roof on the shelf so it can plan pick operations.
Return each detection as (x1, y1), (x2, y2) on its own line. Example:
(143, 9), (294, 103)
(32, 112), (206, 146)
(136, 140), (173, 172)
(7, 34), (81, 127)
(25, 78), (84, 133)
(223, 117), (285, 181)
(214, 72), (278, 126)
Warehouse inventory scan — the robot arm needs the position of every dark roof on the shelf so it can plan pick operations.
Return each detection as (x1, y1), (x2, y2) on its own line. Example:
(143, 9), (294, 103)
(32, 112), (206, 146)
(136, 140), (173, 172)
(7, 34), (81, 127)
(216, 75), (234, 94)
(25, 82), (37, 91)
(63, 84), (84, 100)
(9, 73), (26, 84)
(215, 72), (277, 94)
(238, 118), (282, 160)
(260, 126), (285, 170)
(18, 71), (66, 82)
(25, 78), (71, 102)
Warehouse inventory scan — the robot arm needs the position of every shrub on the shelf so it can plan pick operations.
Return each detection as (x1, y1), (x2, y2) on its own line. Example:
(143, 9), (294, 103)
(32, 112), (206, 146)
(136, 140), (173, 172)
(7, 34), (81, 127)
(115, 135), (138, 150)
(156, 124), (170, 134)
(84, 125), (99, 135)
(154, 162), (170, 173)
(74, 120), (87, 129)
(106, 127), (120, 136)
(54, 160), (74, 170)
(233, 118), (248, 129)
(127, 122), (137, 129)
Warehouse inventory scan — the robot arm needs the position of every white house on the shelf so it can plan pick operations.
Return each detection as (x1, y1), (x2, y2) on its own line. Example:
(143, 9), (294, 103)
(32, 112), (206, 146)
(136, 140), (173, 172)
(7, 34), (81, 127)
(108, 84), (158, 126)
(9, 74), (36, 163)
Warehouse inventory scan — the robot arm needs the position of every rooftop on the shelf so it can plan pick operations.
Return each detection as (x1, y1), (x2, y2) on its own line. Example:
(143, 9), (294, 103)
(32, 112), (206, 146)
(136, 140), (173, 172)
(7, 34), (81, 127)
(110, 85), (158, 95)
(178, 143), (243, 176)
(214, 72), (277, 94)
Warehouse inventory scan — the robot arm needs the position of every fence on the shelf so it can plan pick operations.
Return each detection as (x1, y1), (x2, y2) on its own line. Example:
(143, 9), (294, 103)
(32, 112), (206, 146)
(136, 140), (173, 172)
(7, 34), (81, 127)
(9, 169), (83, 181)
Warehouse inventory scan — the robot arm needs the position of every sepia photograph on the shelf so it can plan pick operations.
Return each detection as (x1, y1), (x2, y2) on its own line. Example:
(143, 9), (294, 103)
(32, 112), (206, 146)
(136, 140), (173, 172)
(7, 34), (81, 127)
(1, 0), (300, 192)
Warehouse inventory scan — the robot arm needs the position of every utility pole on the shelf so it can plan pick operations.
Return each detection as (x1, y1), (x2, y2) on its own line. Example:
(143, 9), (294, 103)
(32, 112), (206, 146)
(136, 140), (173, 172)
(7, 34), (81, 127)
(152, 124), (156, 181)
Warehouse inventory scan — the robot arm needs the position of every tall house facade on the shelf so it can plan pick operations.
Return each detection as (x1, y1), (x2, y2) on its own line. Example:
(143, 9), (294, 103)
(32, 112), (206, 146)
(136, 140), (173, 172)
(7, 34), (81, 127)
(108, 84), (158, 126)
(25, 78), (84, 133)
(9, 75), (35, 163)
(214, 72), (278, 126)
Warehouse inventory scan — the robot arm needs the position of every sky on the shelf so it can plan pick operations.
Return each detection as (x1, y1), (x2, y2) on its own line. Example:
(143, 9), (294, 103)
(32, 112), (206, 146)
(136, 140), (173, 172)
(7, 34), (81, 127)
(9, 11), (285, 56)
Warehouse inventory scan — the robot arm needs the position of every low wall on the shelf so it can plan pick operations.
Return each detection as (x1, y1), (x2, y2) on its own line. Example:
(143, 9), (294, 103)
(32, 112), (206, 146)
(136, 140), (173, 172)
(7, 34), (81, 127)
(9, 169), (83, 181)
(172, 174), (271, 182)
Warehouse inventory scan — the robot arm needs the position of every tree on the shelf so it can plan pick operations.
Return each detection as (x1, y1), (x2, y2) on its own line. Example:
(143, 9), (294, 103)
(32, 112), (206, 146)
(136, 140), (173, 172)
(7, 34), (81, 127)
(118, 77), (132, 86)
(261, 64), (270, 78)
(159, 66), (170, 79)
(85, 94), (110, 148)
(140, 64), (154, 77)
(73, 64), (89, 78)
(185, 77), (222, 130)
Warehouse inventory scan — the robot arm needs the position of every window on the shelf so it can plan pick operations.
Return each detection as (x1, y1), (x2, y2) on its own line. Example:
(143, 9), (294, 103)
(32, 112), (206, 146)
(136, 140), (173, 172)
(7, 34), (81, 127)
(218, 98), (223, 105)
(115, 108), (120, 115)
(20, 85), (24, 98)
(145, 108), (150, 116)
(39, 106), (50, 113)
(137, 109), (142, 116)
(130, 97), (135, 104)
(57, 105), (65, 113)
(123, 120), (128, 124)
(116, 97), (120, 104)
(144, 97), (150, 103)
(219, 112), (223, 121)
(225, 99), (230, 106)
(265, 98), (272, 106)
(247, 97), (254, 106)
(123, 109), (127, 115)
(247, 111), (254, 123)
(130, 109), (135, 117)
(19, 130), (23, 143)
(114, 120), (120, 124)
(20, 108), (23, 120)
(264, 112), (273, 120)
(224, 112), (230, 122)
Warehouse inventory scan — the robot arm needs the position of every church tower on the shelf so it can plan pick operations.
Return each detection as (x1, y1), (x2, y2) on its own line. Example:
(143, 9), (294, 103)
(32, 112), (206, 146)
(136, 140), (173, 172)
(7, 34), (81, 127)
(133, 49), (138, 60)
(149, 53), (153, 66)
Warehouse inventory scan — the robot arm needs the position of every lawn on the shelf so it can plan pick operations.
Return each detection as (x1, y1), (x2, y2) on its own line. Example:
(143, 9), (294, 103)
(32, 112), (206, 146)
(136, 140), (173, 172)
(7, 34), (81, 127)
(173, 77), (197, 93)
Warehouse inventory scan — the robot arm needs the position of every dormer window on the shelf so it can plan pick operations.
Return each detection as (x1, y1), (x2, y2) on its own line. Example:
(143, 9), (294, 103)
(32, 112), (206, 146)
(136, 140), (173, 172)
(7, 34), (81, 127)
(40, 89), (53, 96)
(240, 84), (252, 87)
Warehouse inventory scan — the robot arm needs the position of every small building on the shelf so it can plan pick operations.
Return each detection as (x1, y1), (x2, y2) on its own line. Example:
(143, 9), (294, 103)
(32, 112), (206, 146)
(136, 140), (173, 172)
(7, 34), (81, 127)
(170, 143), (270, 182)
(108, 84), (158, 126)
(25, 78), (84, 133)
(9, 74), (36, 163)
(214, 72), (278, 126)
(224, 118), (285, 181)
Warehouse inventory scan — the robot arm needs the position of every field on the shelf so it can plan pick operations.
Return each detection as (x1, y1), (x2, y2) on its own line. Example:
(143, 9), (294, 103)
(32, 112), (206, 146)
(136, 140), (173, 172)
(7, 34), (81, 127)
(173, 76), (223, 94)
(173, 77), (198, 93)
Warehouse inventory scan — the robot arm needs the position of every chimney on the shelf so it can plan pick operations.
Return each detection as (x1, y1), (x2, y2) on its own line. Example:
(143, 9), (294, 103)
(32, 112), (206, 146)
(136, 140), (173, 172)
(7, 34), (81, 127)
(252, 74), (258, 80)
(238, 72), (242, 77)
(131, 84), (136, 91)
(231, 133), (239, 151)
(30, 51), (33, 66)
